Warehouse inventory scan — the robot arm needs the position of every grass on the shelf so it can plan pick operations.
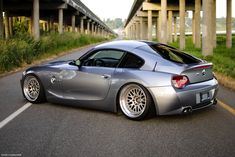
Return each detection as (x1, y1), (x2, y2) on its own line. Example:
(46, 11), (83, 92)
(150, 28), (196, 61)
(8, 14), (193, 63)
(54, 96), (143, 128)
(0, 33), (109, 73)
(168, 35), (235, 79)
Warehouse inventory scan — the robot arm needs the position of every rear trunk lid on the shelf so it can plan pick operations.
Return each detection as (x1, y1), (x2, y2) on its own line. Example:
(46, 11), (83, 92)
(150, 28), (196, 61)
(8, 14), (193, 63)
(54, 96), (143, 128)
(181, 63), (213, 84)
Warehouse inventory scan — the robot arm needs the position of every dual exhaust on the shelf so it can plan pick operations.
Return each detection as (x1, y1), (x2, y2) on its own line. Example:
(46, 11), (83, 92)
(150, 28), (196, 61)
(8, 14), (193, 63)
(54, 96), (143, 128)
(182, 99), (217, 114)
(182, 106), (192, 114)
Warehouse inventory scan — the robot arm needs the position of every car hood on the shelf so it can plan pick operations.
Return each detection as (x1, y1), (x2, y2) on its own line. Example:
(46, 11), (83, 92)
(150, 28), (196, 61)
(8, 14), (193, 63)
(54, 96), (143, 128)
(25, 60), (78, 73)
(46, 60), (72, 67)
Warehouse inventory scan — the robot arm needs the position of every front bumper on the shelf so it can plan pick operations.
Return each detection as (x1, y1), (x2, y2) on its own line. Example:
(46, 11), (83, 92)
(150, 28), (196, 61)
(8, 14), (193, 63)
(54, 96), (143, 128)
(148, 78), (219, 115)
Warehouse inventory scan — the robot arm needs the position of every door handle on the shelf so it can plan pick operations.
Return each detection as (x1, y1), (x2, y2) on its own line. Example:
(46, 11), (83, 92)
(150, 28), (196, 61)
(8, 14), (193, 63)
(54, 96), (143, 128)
(101, 74), (111, 79)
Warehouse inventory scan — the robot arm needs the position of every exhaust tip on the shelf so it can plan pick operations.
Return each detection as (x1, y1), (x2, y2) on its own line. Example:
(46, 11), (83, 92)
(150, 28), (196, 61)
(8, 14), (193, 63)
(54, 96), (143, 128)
(213, 99), (217, 105)
(182, 106), (192, 114)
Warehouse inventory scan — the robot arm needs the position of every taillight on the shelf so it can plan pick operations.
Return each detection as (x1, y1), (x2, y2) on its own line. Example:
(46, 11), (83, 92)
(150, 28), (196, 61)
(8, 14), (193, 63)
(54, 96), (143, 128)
(172, 75), (189, 89)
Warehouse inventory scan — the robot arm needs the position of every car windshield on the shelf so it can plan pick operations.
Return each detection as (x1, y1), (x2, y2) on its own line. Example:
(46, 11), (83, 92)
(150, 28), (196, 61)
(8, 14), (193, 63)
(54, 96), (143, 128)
(150, 44), (201, 64)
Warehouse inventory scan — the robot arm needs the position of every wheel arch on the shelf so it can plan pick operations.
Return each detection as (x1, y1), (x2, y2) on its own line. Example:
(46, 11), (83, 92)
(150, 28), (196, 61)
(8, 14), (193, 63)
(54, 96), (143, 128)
(115, 82), (158, 116)
(22, 72), (47, 102)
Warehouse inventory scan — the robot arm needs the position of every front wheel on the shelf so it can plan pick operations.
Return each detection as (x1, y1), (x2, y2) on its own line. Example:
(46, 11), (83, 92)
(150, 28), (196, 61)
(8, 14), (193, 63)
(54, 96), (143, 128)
(119, 84), (152, 120)
(23, 75), (45, 103)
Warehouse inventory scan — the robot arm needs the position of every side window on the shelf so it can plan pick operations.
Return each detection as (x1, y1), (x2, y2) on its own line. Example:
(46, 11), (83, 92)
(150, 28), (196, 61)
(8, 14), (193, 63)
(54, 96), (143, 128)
(119, 53), (144, 69)
(82, 50), (125, 68)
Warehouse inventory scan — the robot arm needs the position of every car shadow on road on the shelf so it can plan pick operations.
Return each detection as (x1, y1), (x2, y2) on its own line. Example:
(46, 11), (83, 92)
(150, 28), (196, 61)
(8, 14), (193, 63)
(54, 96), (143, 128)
(33, 101), (218, 123)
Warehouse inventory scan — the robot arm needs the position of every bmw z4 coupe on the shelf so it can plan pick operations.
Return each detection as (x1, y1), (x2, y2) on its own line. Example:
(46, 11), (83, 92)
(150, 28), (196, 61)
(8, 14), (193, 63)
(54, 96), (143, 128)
(21, 40), (218, 120)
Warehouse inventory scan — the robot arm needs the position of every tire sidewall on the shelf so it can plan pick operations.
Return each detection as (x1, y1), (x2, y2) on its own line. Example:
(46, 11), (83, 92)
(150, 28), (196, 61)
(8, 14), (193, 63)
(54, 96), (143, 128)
(23, 74), (45, 103)
(119, 83), (152, 120)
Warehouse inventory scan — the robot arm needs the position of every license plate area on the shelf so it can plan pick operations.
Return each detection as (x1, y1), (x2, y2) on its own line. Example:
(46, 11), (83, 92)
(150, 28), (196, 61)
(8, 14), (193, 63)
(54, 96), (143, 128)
(196, 89), (215, 104)
(200, 92), (210, 102)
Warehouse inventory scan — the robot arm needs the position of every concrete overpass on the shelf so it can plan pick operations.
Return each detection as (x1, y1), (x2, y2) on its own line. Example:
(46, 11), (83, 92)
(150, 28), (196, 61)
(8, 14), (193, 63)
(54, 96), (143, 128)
(124, 0), (233, 56)
(0, 0), (115, 40)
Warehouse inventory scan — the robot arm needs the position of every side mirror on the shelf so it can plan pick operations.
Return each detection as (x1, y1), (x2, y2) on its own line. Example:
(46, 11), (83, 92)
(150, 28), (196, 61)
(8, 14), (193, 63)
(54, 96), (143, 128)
(75, 60), (81, 66)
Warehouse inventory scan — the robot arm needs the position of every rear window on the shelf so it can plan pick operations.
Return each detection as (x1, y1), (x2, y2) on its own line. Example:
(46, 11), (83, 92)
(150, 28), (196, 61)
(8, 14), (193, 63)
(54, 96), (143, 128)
(119, 53), (144, 69)
(150, 44), (201, 64)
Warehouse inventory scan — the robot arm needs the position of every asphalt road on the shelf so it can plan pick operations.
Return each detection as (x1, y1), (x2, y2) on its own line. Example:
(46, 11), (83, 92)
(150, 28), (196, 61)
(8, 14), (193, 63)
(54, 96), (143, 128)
(0, 45), (235, 157)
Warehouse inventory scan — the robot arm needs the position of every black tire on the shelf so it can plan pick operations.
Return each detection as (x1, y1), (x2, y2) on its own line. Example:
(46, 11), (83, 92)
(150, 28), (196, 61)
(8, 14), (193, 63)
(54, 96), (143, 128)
(119, 84), (153, 120)
(22, 74), (46, 103)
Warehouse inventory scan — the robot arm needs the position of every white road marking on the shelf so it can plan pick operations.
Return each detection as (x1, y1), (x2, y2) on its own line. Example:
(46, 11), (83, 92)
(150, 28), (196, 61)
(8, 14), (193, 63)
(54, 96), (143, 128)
(0, 103), (32, 129)
(0, 99), (234, 130)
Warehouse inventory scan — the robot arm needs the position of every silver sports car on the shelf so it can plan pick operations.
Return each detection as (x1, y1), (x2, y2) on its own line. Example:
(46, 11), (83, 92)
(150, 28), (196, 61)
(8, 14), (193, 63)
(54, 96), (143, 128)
(21, 40), (218, 120)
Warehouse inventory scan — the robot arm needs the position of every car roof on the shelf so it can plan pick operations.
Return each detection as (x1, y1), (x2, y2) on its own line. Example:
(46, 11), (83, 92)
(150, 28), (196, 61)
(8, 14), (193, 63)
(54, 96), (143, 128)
(94, 40), (158, 51)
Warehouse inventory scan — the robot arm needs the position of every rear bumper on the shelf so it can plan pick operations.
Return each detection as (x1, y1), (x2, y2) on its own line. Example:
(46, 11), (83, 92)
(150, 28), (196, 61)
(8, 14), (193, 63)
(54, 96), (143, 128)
(148, 78), (219, 115)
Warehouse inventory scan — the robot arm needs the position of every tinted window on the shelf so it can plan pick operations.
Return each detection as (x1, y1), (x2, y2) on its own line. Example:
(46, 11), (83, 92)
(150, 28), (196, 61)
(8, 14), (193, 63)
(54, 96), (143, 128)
(90, 50), (124, 60)
(150, 44), (201, 64)
(82, 50), (124, 68)
(119, 53), (144, 69)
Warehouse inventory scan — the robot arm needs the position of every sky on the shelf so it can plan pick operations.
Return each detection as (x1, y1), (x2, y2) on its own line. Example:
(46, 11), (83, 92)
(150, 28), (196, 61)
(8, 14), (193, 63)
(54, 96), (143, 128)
(81, 0), (235, 20)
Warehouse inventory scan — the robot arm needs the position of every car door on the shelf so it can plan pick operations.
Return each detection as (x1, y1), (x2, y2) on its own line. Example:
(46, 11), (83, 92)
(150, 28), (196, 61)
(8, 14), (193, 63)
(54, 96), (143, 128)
(61, 49), (125, 101)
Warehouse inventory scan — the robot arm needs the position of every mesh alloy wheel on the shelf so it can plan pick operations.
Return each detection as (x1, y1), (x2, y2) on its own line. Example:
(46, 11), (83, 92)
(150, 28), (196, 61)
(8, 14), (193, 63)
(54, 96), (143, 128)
(119, 84), (152, 120)
(23, 75), (45, 103)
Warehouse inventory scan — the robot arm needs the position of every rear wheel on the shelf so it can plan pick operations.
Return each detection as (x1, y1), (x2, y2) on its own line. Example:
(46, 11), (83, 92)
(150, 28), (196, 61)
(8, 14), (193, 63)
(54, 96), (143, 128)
(119, 84), (152, 120)
(23, 75), (45, 103)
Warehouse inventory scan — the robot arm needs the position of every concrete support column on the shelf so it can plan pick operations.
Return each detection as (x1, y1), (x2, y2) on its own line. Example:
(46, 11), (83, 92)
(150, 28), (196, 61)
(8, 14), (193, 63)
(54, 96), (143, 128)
(96, 26), (99, 36)
(226, 0), (232, 48)
(168, 10), (173, 43)
(129, 24), (132, 39)
(140, 17), (144, 40)
(212, 0), (216, 48)
(9, 17), (13, 36)
(72, 15), (75, 32)
(87, 20), (90, 35)
(0, 0), (3, 39)
(100, 27), (103, 36)
(192, 11), (195, 44)
(155, 21), (158, 39)
(130, 24), (133, 39)
(144, 22), (148, 39)
(4, 12), (9, 39)
(94, 25), (96, 35)
(128, 25), (131, 39)
(202, 0), (214, 56)
(128, 26), (131, 39)
(133, 24), (136, 39)
(132, 23), (135, 39)
(49, 17), (53, 32)
(102, 29), (104, 37)
(98, 26), (100, 36)
(133, 23), (135, 39)
(100, 28), (102, 36)
(91, 22), (94, 35)
(174, 17), (178, 42)
(95, 25), (98, 35)
(136, 22), (140, 40)
(132, 24), (135, 39)
(58, 9), (63, 34)
(148, 10), (152, 41)
(134, 23), (137, 39)
(33, 0), (40, 40)
(157, 11), (161, 41)
(80, 18), (84, 34)
(179, 0), (185, 50)
(126, 26), (129, 38)
(195, 0), (201, 48)
(160, 0), (167, 44)
(127, 26), (129, 39)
